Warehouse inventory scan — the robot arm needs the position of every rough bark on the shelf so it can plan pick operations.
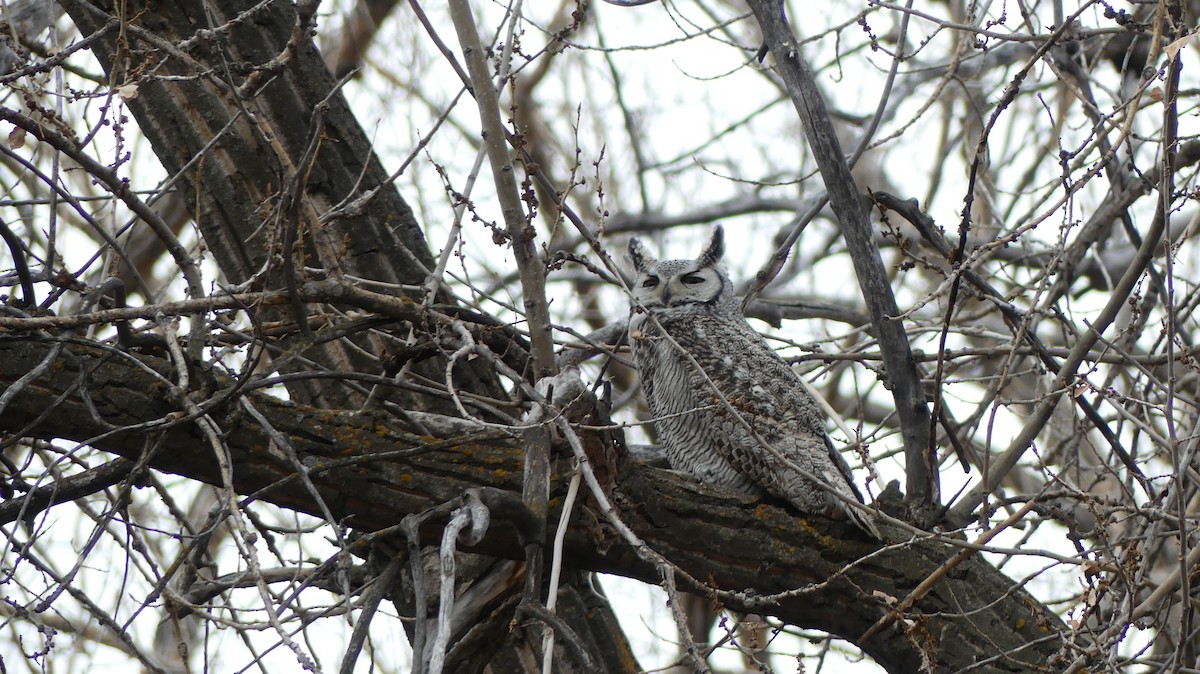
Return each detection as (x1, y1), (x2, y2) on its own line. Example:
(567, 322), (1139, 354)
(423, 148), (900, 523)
(62, 0), (430, 286)
(0, 337), (1067, 672)
(59, 0), (502, 411)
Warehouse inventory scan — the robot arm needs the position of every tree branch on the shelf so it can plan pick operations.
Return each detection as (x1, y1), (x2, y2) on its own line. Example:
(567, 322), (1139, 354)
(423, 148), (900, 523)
(745, 0), (935, 518)
(0, 337), (1066, 672)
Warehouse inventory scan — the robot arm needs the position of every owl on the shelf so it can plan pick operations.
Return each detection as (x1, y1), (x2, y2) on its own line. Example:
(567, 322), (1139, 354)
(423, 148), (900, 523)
(627, 225), (880, 539)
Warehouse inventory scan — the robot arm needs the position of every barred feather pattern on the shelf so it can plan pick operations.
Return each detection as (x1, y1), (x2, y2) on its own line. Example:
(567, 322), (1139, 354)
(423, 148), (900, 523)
(628, 228), (879, 538)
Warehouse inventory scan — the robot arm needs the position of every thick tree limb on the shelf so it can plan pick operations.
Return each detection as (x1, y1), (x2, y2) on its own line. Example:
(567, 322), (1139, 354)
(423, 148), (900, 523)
(0, 337), (1067, 672)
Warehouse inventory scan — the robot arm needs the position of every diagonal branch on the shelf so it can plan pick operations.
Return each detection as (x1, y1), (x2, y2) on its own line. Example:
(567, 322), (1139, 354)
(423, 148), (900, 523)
(745, 0), (935, 518)
(446, 0), (557, 378)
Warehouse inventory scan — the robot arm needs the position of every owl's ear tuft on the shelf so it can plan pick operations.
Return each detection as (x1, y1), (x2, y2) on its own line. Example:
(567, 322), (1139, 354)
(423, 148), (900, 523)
(696, 225), (725, 269)
(627, 237), (657, 272)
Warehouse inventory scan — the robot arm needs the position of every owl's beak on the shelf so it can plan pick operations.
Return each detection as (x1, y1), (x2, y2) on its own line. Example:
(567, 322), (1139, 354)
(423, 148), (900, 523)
(661, 286), (672, 306)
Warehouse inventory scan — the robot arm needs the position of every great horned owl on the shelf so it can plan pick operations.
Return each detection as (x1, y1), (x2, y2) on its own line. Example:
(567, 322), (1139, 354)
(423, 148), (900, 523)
(627, 225), (880, 538)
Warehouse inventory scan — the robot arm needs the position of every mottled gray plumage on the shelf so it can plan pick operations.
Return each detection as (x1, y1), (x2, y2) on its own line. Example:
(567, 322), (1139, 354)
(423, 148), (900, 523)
(627, 226), (879, 538)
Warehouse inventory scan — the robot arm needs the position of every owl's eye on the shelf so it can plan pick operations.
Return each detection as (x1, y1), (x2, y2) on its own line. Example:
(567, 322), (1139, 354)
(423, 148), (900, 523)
(681, 274), (705, 285)
(641, 276), (659, 288)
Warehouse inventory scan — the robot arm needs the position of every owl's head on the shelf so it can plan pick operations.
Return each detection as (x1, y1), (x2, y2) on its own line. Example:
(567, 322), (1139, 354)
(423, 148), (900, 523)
(627, 225), (736, 312)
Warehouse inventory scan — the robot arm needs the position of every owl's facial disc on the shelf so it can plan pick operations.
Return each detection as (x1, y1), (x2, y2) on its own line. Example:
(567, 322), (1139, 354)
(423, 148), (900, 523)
(666, 267), (723, 306)
(631, 249), (728, 313)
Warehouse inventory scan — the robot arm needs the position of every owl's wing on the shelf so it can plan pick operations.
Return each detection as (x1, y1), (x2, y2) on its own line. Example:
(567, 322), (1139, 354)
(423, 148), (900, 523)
(764, 365), (882, 539)
(685, 323), (880, 538)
